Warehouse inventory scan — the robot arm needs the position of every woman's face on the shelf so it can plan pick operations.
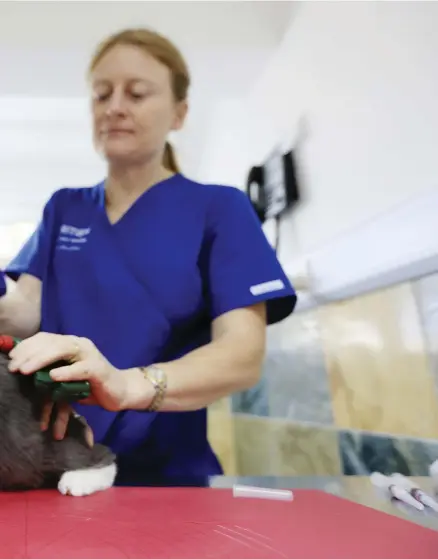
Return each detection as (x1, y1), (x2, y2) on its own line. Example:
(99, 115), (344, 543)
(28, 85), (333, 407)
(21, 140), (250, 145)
(90, 44), (187, 165)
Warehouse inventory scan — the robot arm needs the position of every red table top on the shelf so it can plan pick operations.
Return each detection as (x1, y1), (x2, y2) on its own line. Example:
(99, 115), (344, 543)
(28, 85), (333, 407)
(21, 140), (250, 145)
(0, 487), (436, 559)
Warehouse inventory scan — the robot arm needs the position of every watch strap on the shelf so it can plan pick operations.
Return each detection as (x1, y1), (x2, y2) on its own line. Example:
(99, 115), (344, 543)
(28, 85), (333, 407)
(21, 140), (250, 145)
(139, 365), (167, 411)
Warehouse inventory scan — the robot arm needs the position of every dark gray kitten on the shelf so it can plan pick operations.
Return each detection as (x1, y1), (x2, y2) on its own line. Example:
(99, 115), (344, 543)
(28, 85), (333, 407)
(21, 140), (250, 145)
(0, 353), (116, 496)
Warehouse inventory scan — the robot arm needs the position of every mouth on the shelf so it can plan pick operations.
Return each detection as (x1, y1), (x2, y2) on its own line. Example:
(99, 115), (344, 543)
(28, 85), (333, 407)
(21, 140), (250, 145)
(103, 129), (134, 136)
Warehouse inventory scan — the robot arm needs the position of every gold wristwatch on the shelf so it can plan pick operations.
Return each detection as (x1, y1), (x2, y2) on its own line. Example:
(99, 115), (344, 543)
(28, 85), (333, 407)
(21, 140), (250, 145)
(139, 365), (167, 411)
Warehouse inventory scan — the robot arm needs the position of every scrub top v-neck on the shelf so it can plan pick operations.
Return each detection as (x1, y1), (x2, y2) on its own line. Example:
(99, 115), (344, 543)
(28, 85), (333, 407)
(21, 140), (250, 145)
(5, 173), (297, 481)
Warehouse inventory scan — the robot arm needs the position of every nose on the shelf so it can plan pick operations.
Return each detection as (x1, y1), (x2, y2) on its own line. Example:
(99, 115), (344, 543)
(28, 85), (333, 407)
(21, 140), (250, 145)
(105, 88), (127, 116)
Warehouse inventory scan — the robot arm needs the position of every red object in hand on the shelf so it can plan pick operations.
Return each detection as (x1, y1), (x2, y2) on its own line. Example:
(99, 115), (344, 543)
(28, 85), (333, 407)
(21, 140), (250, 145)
(0, 335), (16, 354)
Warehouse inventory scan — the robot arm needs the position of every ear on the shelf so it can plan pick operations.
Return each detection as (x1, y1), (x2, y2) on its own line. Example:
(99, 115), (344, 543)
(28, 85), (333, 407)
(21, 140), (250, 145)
(171, 100), (188, 131)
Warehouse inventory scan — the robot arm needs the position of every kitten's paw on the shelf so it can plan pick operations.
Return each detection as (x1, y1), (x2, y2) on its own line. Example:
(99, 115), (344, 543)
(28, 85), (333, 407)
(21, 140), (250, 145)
(58, 463), (117, 497)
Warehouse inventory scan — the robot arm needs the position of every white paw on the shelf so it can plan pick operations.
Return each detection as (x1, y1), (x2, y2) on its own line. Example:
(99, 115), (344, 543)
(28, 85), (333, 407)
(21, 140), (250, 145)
(58, 463), (117, 497)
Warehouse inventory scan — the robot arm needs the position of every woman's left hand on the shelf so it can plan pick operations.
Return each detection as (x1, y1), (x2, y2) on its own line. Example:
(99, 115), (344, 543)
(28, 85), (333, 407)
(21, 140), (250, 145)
(8, 332), (129, 412)
(39, 401), (95, 446)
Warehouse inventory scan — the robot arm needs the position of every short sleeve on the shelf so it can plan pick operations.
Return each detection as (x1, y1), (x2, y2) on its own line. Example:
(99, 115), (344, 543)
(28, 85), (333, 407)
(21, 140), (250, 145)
(203, 186), (297, 325)
(0, 271), (6, 297)
(5, 191), (59, 282)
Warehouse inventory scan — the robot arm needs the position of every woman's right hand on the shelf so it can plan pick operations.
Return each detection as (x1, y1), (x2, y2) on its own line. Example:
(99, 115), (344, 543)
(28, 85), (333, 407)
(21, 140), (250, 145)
(40, 401), (94, 448)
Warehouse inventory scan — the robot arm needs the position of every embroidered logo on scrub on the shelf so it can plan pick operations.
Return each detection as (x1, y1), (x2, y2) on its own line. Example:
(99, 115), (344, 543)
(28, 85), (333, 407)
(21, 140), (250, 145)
(250, 279), (285, 296)
(57, 224), (91, 252)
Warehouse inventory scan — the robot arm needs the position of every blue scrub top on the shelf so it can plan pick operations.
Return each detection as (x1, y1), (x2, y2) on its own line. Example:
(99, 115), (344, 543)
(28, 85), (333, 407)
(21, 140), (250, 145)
(5, 174), (296, 482)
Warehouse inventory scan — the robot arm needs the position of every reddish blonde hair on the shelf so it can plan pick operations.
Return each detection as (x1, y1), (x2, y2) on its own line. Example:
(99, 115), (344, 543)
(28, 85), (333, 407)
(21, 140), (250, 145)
(89, 28), (190, 173)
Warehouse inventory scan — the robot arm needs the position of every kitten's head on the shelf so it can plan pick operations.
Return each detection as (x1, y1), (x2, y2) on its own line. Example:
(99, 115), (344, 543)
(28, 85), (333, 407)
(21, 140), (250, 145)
(0, 351), (37, 402)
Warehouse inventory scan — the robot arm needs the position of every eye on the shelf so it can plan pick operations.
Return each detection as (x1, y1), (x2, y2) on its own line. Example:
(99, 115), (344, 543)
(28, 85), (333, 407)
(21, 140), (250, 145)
(93, 90), (111, 102)
(129, 81), (155, 100)
(129, 86), (153, 101)
(130, 91), (146, 100)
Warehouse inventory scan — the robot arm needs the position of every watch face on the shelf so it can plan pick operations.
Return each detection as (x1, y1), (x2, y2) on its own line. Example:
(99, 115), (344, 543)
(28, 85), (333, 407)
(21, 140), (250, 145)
(150, 366), (166, 386)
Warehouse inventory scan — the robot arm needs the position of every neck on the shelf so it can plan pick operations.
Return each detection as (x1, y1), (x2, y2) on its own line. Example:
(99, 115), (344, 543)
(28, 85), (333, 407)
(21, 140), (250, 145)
(105, 158), (174, 208)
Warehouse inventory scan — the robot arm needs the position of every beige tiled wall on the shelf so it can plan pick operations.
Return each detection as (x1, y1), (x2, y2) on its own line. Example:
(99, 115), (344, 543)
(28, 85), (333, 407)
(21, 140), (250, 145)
(234, 415), (341, 476)
(207, 397), (237, 475)
(208, 274), (438, 477)
(318, 283), (438, 438)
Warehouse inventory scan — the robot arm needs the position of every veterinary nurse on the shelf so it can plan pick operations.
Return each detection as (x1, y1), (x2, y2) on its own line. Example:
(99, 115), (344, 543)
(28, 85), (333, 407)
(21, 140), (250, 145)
(0, 28), (297, 484)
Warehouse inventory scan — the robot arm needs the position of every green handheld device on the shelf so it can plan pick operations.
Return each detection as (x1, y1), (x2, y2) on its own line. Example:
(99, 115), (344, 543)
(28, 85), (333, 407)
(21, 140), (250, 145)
(0, 335), (91, 402)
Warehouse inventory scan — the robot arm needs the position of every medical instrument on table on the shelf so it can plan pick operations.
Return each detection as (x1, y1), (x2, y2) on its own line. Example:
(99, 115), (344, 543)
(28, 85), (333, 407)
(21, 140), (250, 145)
(233, 484), (294, 501)
(370, 472), (424, 511)
(429, 460), (438, 489)
(391, 473), (438, 512)
(0, 334), (90, 402)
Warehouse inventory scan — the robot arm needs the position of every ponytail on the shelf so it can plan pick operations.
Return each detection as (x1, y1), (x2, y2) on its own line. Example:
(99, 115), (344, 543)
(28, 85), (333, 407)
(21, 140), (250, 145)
(162, 141), (180, 174)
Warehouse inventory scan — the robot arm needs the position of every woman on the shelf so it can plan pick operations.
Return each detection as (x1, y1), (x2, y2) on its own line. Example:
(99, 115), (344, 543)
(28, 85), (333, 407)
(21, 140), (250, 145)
(0, 28), (296, 485)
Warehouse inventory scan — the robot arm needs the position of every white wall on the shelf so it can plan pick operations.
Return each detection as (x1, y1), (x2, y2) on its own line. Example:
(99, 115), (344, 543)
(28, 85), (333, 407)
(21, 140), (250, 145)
(0, 99), (103, 228)
(253, 1), (438, 252)
(0, 2), (293, 52)
(201, 1), (438, 304)
(3, 1), (438, 302)
(197, 99), (252, 186)
(0, 0), (292, 262)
